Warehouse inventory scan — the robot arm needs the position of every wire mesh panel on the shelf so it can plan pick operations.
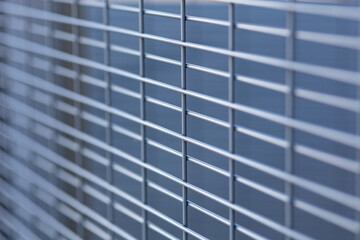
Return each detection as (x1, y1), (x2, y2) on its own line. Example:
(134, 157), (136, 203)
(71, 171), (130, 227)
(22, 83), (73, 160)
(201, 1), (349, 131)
(0, 0), (360, 239)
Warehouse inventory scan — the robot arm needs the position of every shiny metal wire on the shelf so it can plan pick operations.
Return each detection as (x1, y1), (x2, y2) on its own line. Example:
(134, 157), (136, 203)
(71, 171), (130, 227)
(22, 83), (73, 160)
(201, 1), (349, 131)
(0, 0), (360, 239)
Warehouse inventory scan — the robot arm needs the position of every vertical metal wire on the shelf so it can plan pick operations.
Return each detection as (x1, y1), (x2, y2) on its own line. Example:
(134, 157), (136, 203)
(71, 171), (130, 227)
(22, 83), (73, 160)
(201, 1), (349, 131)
(3, 1), (360, 240)
(103, 0), (114, 238)
(356, 7), (360, 240)
(139, 0), (148, 238)
(228, 3), (236, 240)
(0, 4), (6, 238)
(285, 1), (296, 239)
(71, 0), (84, 237)
(25, 1), (37, 235)
(180, 0), (188, 239)
(44, 1), (59, 238)
(0, 0), (3, 160)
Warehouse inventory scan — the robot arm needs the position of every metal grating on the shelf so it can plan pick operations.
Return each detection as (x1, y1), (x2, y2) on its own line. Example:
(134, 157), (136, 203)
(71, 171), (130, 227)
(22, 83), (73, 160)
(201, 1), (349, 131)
(0, 0), (360, 239)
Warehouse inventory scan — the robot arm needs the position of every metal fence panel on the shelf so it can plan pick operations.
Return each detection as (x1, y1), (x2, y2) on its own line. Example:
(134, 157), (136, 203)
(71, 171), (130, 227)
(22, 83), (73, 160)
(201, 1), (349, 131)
(0, 0), (360, 239)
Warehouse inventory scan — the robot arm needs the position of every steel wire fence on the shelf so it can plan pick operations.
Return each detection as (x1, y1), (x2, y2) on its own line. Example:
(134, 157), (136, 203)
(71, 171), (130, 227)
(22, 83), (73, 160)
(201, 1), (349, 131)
(0, 0), (360, 239)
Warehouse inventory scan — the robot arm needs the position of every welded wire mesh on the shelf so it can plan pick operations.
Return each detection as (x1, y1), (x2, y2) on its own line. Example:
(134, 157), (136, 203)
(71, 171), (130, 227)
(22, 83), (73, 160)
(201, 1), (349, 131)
(0, 0), (360, 239)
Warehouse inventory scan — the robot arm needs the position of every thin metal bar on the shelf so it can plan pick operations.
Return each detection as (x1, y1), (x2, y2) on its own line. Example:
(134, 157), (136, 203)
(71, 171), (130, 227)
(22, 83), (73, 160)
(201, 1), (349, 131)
(53, 0), (74, 4)
(115, 201), (180, 240)
(295, 144), (360, 173)
(0, 157), (138, 240)
(80, 36), (105, 48)
(20, 57), (288, 149)
(82, 111), (108, 127)
(294, 199), (360, 233)
(83, 184), (110, 204)
(356, 9), (360, 240)
(44, 1), (59, 236)
(228, 2), (236, 240)
(109, 3), (139, 13)
(211, 0), (360, 21)
(139, 0), (148, 237)
(0, 180), (81, 240)
(0, 97), (317, 240)
(3, 2), (360, 86)
(0, 97), (340, 231)
(7, 99), (291, 206)
(58, 203), (82, 223)
(24, 0), (38, 235)
(0, 2), (4, 216)
(181, 0), (188, 239)
(4, 114), (290, 238)
(83, 220), (111, 240)
(113, 201), (143, 223)
(236, 22), (289, 37)
(4, 34), (360, 150)
(4, 69), (360, 213)
(5, 118), (356, 240)
(6, 48), (293, 153)
(297, 30), (360, 50)
(2, 2), (360, 239)
(52, 0), (360, 21)
(235, 175), (288, 202)
(3, 142), (217, 240)
(83, 147), (110, 166)
(1, 149), (207, 240)
(0, 204), (42, 240)
(144, 9), (180, 20)
(79, 0), (104, 8)
(81, 73), (107, 88)
(186, 15), (228, 26)
(45, 23), (293, 90)
(103, 0), (114, 238)
(295, 88), (359, 112)
(285, 0), (296, 238)
(19, 20), (356, 94)
(148, 223), (179, 240)
(71, 0), (84, 237)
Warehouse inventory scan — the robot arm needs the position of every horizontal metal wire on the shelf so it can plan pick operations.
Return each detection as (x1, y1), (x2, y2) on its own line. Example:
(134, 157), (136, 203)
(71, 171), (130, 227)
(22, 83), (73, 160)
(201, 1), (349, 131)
(2, 2), (360, 86)
(6, 88), (360, 234)
(2, 62), (360, 234)
(2, 87), (358, 237)
(3, 33), (360, 150)
(3, 65), (360, 213)
(1, 0), (360, 239)
(0, 123), (310, 240)
(52, 0), (360, 21)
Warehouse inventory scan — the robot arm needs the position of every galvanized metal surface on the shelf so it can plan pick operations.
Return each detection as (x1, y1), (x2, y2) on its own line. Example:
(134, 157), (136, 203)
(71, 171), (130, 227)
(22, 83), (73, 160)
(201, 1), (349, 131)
(0, 0), (360, 239)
